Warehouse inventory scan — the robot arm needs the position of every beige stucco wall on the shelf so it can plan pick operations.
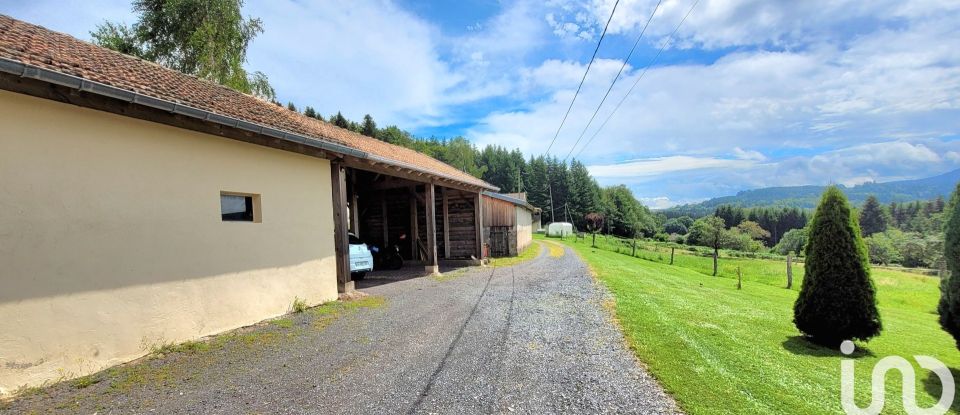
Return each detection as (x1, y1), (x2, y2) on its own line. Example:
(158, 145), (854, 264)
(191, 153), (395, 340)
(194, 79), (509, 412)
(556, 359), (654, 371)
(516, 208), (533, 253)
(0, 90), (338, 395)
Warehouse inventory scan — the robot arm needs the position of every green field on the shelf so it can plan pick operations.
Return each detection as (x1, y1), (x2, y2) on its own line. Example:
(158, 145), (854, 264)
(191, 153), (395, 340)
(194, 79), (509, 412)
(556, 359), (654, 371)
(544, 235), (959, 414)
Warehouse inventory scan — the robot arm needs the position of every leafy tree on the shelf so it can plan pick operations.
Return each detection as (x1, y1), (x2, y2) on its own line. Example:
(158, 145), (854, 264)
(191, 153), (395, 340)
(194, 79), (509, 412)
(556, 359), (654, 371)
(774, 227), (808, 256)
(376, 125), (414, 147)
(585, 212), (604, 247)
(361, 114), (377, 137)
(689, 216), (729, 276)
(436, 137), (486, 177)
(794, 187), (881, 346)
(940, 183), (960, 348)
(859, 195), (888, 236)
(663, 218), (688, 235)
(864, 233), (901, 265)
(91, 0), (275, 99)
(735, 220), (770, 241)
(676, 216), (694, 229)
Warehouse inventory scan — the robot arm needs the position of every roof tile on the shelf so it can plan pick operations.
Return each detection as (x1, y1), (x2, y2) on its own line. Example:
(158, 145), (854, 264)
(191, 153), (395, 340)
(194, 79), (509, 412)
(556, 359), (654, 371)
(0, 15), (493, 189)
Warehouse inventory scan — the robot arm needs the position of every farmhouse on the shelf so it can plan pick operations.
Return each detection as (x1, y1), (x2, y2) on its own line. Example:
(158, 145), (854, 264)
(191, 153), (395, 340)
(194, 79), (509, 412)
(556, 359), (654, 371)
(481, 192), (539, 257)
(0, 15), (497, 394)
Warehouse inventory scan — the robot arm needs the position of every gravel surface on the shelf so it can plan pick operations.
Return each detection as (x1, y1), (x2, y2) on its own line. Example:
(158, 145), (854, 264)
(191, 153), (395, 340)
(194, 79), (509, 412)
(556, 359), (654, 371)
(2, 243), (680, 414)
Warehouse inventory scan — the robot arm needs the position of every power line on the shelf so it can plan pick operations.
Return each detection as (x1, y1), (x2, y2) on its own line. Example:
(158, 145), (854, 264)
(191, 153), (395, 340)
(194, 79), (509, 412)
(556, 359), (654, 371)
(543, 0), (620, 155)
(574, 0), (700, 160)
(562, 0), (663, 163)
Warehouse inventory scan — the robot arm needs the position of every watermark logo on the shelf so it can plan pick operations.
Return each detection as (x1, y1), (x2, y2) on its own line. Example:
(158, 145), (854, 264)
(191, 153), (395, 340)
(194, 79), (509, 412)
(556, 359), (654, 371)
(840, 340), (955, 415)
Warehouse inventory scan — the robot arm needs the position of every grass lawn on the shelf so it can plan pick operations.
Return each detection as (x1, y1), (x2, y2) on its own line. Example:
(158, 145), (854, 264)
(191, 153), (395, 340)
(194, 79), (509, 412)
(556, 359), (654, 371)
(547, 235), (959, 415)
(489, 240), (543, 267)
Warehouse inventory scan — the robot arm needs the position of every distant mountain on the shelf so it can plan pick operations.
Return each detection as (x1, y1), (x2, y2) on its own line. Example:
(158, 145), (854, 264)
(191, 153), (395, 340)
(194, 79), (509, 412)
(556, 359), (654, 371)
(661, 168), (960, 217)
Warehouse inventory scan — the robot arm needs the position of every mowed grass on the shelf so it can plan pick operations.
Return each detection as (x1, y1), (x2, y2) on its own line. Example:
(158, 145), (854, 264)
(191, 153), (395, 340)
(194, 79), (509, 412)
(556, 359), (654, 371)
(489, 241), (543, 267)
(555, 237), (960, 415)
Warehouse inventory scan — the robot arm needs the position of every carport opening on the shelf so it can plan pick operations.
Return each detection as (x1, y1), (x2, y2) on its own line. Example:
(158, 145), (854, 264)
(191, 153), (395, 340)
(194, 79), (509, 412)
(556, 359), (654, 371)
(346, 169), (482, 264)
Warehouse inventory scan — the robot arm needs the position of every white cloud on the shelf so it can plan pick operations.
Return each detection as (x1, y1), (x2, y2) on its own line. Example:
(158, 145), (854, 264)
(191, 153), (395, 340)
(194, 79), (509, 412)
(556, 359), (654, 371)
(640, 196), (705, 209)
(732, 147), (766, 161)
(467, 12), (960, 162)
(577, 0), (960, 49)
(588, 155), (757, 178)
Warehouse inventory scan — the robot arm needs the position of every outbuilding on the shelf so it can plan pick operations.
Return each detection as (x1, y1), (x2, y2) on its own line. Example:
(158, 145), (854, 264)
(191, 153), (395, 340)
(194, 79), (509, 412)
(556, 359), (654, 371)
(481, 192), (539, 257)
(0, 16), (497, 394)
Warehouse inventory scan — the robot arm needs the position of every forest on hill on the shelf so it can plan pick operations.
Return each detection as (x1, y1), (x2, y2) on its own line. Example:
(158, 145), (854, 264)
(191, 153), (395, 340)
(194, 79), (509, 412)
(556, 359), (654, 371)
(662, 168), (960, 218)
(288, 108), (659, 237)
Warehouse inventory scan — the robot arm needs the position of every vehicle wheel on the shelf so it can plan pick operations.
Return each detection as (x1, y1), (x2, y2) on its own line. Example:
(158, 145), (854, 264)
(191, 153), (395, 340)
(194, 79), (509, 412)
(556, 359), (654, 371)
(387, 256), (403, 270)
(352, 272), (366, 280)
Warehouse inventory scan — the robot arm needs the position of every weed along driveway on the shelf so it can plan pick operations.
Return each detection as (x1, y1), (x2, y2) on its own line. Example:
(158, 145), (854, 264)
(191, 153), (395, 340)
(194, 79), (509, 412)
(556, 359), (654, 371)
(2, 243), (679, 414)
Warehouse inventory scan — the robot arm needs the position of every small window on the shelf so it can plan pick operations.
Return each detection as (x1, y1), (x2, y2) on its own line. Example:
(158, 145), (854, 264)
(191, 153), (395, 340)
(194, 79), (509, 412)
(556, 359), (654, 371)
(221, 192), (260, 222)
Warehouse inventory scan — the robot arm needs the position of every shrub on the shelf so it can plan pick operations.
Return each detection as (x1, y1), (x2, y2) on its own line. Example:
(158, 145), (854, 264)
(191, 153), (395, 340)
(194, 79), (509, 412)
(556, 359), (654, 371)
(291, 297), (309, 313)
(939, 182), (960, 348)
(794, 187), (881, 346)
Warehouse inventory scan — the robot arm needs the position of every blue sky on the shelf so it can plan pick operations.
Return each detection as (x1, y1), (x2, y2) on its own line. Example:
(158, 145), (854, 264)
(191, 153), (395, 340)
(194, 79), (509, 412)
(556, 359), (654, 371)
(4, 0), (960, 208)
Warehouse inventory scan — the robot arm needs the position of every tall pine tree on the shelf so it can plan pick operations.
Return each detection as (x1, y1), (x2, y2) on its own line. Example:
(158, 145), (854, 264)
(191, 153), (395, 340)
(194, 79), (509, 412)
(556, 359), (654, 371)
(859, 195), (888, 236)
(938, 183), (960, 348)
(794, 187), (881, 346)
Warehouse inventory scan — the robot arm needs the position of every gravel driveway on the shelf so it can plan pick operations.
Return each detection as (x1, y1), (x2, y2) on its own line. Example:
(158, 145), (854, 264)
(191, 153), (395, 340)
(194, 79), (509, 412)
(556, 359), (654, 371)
(2, 242), (679, 414)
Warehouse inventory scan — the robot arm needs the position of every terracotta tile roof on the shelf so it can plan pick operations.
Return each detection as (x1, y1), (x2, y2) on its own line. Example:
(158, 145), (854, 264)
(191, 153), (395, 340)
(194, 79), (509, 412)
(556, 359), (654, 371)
(0, 15), (494, 190)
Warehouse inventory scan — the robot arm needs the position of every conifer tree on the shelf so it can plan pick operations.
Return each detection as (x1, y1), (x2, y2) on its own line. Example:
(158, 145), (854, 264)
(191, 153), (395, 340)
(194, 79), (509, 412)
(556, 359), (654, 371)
(361, 114), (377, 137)
(794, 187), (881, 346)
(859, 195), (888, 236)
(938, 183), (960, 348)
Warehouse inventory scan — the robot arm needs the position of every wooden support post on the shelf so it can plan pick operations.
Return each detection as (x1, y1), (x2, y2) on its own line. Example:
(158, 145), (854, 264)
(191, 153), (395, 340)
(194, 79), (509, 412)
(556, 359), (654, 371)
(381, 196), (388, 247)
(425, 183), (439, 274)
(737, 266), (742, 290)
(410, 187), (418, 261)
(331, 163), (353, 293)
(475, 192), (484, 260)
(786, 252), (794, 289)
(350, 177), (360, 237)
(443, 188), (451, 259)
(632, 240), (637, 257)
(670, 247), (675, 265)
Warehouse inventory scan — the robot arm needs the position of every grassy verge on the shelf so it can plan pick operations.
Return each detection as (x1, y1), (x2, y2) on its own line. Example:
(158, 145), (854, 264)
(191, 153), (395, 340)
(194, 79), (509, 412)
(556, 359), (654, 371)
(5, 296), (386, 405)
(489, 241), (543, 267)
(556, 238), (959, 415)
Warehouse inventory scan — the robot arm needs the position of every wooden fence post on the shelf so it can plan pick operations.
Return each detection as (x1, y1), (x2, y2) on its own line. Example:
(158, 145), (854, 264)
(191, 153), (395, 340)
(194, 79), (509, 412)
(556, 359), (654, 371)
(737, 266), (742, 290)
(786, 252), (794, 289)
(713, 248), (719, 277)
(632, 240), (637, 257)
(670, 247), (675, 265)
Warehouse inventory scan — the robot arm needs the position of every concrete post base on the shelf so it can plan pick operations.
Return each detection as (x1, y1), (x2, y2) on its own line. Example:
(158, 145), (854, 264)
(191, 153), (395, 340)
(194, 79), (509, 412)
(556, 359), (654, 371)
(338, 280), (355, 293)
(425, 265), (440, 275)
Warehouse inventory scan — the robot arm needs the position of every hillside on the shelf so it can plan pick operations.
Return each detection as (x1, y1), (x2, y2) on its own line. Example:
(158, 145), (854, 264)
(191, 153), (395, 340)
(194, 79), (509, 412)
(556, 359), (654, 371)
(662, 168), (960, 217)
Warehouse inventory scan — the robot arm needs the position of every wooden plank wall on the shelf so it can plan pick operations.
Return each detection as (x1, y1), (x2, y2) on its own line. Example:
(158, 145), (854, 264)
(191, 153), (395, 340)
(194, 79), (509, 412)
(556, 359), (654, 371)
(482, 195), (517, 227)
(446, 190), (478, 258)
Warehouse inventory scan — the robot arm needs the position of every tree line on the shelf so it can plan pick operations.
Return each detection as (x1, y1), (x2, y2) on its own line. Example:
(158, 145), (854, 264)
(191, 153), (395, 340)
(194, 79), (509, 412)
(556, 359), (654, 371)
(859, 195), (946, 268)
(294, 110), (659, 238)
